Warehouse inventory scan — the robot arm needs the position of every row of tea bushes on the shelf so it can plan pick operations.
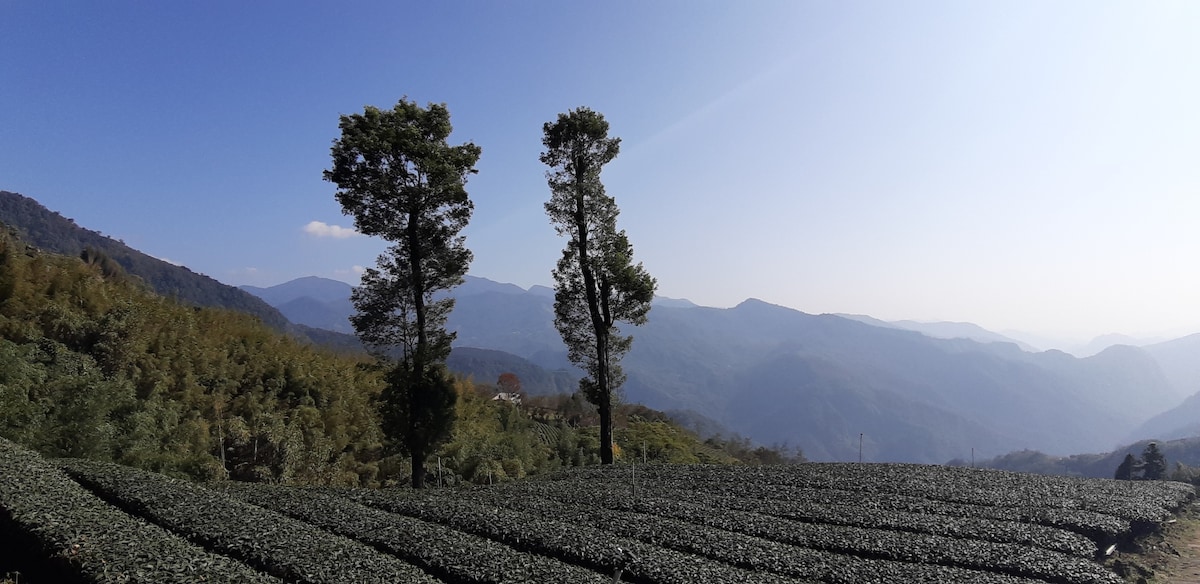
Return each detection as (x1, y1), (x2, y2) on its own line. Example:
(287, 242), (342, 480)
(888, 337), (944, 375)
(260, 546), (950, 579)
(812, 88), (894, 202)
(211, 481), (612, 584)
(59, 459), (439, 584)
(342, 486), (805, 584)
(451, 486), (1049, 584)
(559, 464), (1181, 542)
(583, 464), (1193, 525)
(646, 485), (1096, 557)
(5, 442), (1191, 584)
(0, 438), (277, 583)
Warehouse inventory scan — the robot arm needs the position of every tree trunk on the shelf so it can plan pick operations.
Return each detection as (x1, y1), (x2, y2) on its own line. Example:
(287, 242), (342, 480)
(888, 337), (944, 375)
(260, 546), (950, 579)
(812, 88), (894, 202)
(595, 326), (613, 464)
(411, 450), (426, 488)
(570, 154), (616, 465)
(407, 206), (431, 489)
(598, 380), (613, 464)
(407, 207), (427, 365)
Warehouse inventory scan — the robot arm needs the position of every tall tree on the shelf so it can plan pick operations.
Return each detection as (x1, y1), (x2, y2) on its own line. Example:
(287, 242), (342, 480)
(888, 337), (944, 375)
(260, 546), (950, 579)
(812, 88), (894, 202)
(1142, 442), (1167, 480)
(325, 98), (481, 487)
(541, 107), (656, 464)
(496, 372), (522, 397)
(1114, 453), (1137, 480)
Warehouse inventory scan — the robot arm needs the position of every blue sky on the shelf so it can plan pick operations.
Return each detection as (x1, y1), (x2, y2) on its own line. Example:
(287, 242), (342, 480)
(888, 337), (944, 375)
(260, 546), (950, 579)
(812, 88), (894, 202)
(3, 2), (1199, 342)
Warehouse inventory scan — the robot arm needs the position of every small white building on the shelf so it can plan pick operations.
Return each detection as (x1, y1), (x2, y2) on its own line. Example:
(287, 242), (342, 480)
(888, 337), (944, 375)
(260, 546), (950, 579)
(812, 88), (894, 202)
(492, 392), (522, 406)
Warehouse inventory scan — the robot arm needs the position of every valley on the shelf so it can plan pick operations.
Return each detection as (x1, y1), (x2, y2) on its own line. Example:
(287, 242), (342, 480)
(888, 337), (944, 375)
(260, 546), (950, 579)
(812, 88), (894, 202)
(245, 272), (1200, 465)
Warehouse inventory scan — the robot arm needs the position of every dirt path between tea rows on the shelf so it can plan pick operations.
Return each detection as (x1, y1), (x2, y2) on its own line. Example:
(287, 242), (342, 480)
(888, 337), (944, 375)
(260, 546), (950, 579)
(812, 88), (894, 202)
(1155, 520), (1200, 583)
(1117, 503), (1200, 583)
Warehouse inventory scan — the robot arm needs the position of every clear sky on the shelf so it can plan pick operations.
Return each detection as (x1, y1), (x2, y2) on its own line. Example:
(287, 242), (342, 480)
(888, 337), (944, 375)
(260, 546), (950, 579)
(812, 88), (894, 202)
(3, 1), (1199, 343)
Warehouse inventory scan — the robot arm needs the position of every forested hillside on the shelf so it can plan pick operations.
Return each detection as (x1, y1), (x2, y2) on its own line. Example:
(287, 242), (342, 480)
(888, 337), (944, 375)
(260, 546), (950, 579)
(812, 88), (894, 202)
(0, 190), (291, 330)
(0, 225), (386, 483)
(0, 227), (769, 486)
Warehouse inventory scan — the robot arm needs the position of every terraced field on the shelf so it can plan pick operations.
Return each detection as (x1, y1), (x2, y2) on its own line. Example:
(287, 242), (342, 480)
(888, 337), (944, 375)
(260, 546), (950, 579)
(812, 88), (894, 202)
(1, 437), (1193, 583)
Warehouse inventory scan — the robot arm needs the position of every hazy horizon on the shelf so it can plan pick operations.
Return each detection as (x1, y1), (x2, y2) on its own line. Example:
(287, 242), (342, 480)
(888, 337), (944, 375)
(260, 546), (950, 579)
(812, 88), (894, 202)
(244, 272), (1191, 353)
(4, 2), (1198, 342)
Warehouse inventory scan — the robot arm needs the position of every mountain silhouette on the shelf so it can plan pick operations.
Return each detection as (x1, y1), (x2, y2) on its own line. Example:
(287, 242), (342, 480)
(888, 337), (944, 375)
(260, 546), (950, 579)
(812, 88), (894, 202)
(0, 190), (290, 331)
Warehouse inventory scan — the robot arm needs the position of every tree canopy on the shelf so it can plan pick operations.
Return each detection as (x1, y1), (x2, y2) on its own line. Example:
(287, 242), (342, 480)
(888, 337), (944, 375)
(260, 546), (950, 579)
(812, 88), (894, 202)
(541, 107), (656, 464)
(325, 98), (481, 487)
(1114, 453), (1136, 480)
(1142, 442), (1167, 480)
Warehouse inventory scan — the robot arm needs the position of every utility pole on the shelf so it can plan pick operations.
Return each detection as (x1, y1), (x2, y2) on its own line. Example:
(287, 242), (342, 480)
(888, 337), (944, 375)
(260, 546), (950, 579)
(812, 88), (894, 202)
(859, 433), (863, 463)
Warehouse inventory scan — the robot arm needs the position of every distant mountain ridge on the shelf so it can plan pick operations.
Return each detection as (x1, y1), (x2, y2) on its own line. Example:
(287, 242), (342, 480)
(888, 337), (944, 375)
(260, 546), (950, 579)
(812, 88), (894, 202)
(241, 276), (355, 306)
(249, 275), (1200, 463)
(0, 190), (291, 331)
(1127, 333), (1200, 440)
(240, 275), (698, 338)
(239, 275), (581, 394)
(836, 314), (1038, 351)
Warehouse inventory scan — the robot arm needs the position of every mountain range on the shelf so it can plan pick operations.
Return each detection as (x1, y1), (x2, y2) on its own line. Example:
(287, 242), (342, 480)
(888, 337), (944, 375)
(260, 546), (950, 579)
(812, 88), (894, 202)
(242, 274), (1200, 463)
(6, 189), (1200, 465)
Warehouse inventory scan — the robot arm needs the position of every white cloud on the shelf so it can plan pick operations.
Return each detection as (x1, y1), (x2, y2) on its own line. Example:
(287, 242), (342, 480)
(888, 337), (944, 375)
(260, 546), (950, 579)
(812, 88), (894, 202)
(154, 256), (183, 266)
(304, 220), (359, 239)
(334, 266), (360, 276)
(332, 265), (368, 284)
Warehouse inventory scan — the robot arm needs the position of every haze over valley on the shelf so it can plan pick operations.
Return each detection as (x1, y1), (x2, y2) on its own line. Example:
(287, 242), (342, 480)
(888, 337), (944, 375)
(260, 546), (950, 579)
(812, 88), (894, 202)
(243, 270), (1200, 464)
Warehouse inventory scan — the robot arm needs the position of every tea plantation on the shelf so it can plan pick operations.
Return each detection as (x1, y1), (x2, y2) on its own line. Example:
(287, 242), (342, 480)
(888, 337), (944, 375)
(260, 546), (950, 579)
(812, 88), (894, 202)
(2, 437), (1193, 583)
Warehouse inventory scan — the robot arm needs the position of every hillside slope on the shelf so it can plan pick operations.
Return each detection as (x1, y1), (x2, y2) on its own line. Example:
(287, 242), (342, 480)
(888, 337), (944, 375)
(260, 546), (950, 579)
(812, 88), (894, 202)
(0, 190), (291, 330)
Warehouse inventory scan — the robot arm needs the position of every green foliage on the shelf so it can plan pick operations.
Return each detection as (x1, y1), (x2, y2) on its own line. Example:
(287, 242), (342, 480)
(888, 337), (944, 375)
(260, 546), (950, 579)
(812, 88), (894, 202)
(340, 463), (1188, 584)
(616, 420), (704, 464)
(17, 432), (1183, 583)
(61, 458), (434, 583)
(422, 384), (792, 486)
(1112, 443), (1168, 481)
(214, 480), (611, 583)
(326, 99), (480, 487)
(381, 363), (457, 486)
(327, 99), (478, 365)
(435, 380), (558, 485)
(1115, 453), (1136, 480)
(0, 225), (801, 491)
(1170, 461), (1200, 487)
(0, 228), (387, 485)
(0, 438), (277, 583)
(541, 107), (656, 464)
(1142, 442), (1167, 480)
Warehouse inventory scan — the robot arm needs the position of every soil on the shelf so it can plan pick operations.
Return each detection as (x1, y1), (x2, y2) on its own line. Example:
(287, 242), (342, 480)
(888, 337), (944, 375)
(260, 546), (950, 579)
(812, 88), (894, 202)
(1109, 501), (1200, 583)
